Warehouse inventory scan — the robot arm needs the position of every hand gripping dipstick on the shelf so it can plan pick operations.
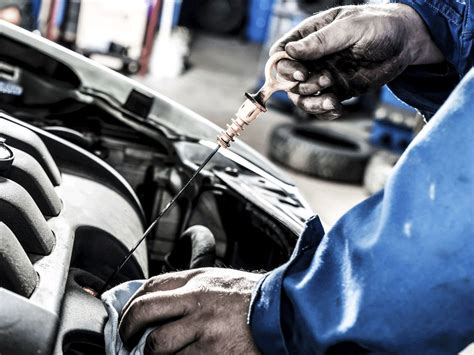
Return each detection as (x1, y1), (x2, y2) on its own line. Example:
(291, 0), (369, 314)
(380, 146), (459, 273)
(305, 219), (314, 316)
(99, 52), (297, 295)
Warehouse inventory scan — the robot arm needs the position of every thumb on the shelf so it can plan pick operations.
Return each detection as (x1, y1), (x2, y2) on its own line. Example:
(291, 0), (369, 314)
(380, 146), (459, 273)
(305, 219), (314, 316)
(285, 19), (357, 60)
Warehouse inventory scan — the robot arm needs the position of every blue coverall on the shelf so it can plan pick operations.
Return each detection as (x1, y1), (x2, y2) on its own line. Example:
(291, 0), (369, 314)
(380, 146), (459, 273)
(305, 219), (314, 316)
(249, 1), (474, 353)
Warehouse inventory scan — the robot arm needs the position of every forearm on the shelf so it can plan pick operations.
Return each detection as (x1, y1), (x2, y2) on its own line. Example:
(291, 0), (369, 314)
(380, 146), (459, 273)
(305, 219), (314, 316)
(391, 0), (473, 75)
(395, 3), (444, 65)
(387, 0), (472, 116)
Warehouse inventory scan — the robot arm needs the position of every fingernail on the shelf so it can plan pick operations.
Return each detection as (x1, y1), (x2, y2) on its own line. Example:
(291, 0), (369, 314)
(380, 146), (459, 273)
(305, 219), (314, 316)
(322, 98), (336, 111)
(319, 75), (331, 88)
(293, 71), (305, 81)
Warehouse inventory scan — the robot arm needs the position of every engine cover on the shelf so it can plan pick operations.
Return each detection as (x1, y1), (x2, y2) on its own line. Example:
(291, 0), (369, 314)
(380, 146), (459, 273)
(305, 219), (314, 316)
(0, 113), (147, 354)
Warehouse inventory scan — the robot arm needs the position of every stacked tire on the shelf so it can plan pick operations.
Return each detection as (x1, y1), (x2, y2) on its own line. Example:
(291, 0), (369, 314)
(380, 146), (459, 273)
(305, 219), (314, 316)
(269, 123), (373, 184)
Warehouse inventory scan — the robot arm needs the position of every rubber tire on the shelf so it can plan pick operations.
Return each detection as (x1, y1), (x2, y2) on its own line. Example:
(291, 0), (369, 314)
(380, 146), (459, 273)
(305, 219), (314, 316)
(269, 123), (373, 183)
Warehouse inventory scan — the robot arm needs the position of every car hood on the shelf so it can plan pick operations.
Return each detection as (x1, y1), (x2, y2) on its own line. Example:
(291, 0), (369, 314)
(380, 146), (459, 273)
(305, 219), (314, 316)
(0, 21), (293, 185)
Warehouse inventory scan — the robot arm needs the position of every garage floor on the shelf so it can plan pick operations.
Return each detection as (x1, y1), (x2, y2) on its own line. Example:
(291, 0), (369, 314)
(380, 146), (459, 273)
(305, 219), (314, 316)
(138, 34), (369, 227)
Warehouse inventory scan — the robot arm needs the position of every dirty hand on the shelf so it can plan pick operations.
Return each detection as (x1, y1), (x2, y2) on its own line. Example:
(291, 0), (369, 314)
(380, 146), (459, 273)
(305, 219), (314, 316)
(272, 4), (444, 119)
(119, 268), (262, 354)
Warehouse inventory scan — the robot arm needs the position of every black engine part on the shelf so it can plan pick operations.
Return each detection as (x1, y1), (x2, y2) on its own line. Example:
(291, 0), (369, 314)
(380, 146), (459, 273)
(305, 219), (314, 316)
(166, 225), (217, 270)
(0, 113), (147, 355)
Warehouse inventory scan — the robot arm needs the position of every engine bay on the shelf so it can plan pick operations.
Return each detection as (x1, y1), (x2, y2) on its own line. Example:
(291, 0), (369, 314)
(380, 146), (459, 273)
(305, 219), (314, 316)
(0, 111), (308, 354)
(0, 23), (313, 354)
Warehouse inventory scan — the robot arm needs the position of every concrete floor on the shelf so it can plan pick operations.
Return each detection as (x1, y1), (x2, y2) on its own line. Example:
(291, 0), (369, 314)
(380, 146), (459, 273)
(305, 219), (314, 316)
(138, 34), (369, 227)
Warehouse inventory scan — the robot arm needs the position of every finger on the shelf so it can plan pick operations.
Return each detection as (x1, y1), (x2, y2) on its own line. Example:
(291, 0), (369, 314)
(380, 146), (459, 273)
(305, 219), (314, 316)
(119, 290), (191, 349)
(295, 70), (333, 95)
(144, 317), (200, 355)
(269, 17), (311, 56)
(121, 270), (203, 318)
(269, 8), (340, 56)
(276, 59), (309, 82)
(288, 92), (342, 115)
(286, 19), (359, 60)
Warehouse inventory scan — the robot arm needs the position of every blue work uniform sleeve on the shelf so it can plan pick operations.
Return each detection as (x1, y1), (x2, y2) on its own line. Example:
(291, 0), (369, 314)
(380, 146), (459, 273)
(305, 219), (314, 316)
(387, 0), (473, 117)
(249, 69), (474, 354)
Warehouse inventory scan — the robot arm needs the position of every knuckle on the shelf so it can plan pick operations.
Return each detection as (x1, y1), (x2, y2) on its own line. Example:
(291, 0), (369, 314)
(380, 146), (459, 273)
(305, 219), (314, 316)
(126, 297), (146, 319)
(144, 274), (175, 291)
(143, 278), (158, 292)
(148, 276), (175, 290)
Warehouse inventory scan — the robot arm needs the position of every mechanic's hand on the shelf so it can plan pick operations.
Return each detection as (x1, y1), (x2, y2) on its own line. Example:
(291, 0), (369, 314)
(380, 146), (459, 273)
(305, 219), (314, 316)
(272, 4), (444, 119)
(119, 268), (262, 354)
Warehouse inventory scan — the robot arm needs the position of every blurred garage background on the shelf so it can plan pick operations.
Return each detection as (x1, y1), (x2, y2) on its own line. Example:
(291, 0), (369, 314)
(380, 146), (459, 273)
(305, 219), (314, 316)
(0, 0), (423, 227)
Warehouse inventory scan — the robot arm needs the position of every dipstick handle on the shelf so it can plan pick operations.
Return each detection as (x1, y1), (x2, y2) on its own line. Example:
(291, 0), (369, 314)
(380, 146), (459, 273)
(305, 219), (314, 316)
(217, 98), (264, 148)
(217, 52), (298, 149)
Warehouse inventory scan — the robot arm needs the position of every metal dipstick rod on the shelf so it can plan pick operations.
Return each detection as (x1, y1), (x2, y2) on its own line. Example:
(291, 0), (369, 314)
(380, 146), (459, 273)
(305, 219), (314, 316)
(99, 52), (297, 295)
(99, 146), (219, 294)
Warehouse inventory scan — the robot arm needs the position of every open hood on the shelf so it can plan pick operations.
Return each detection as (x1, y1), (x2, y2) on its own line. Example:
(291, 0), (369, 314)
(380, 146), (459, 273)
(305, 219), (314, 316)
(0, 20), (293, 185)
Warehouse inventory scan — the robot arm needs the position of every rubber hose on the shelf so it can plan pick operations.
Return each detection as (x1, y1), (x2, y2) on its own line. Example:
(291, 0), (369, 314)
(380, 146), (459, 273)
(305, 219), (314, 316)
(166, 225), (216, 270)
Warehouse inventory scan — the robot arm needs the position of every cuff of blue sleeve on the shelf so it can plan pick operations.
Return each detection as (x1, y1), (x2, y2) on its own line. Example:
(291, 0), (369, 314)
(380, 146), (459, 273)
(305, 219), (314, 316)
(248, 264), (289, 355)
(248, 215), (325, 354)
(387, 62), (459, 118)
